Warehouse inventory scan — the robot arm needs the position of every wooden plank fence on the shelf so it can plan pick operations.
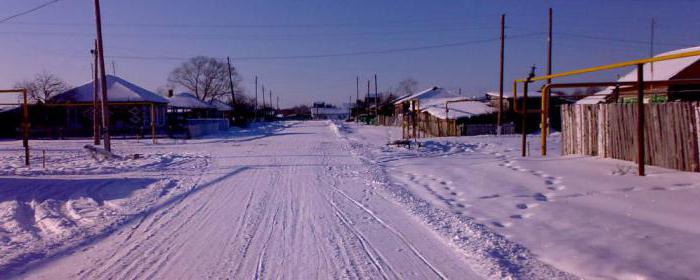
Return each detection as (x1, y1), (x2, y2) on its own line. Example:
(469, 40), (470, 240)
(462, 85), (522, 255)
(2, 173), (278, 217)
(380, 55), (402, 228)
(561, 102), (700, 172)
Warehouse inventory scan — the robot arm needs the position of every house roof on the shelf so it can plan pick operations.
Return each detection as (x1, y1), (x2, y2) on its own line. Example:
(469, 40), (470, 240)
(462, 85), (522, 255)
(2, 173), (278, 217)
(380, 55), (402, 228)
(420, 97), (496, 120)
(167, 92), (215, 109)
(578, 45), (700, 104)
(51, 75), (169, 104)
(393, 86), (457, 105)
(210, 100), (233, 112)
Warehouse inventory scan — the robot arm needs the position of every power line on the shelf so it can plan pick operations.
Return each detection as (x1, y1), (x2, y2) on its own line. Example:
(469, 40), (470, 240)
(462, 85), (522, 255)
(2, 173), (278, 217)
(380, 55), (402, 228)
(555, 32), (694, 48)
(103, 33), (544, 62)
(0, 0), (64, 24)
(4, 14), (503, 29)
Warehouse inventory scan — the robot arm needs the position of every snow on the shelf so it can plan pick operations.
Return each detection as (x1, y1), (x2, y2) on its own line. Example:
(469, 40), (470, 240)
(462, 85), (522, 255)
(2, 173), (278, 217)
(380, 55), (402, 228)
(51, 75), (169, 104)
(1, 121), (698, 279)
(167, 92), (215, 109)
(393, 86), (458, 105)
(578, 45), (700, 104)
(335, 123), (700, 280)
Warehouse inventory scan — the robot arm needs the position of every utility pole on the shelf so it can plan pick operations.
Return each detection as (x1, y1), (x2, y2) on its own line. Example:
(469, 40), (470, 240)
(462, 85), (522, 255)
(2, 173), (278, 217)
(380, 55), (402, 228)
(255, 76), (258, 120)
(277, 96), (279, 111)
(355, 76), (359, 119)
(367, 80), (370, 116)
(226, 57), (237, 108)
(547, 8), (553, 85)
(93, 0), (111, 151)
(374, 74), (379, 117)
(545, 8), (553, 136)
(497, 14), (505, 135)
(92, 40), (100, 145)
(269, 90), (272, 117)
(262, 84), (266, 116)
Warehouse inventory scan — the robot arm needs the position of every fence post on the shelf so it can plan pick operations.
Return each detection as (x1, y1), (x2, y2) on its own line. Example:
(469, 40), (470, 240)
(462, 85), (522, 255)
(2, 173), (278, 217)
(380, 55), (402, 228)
(637, 63), (646, 176)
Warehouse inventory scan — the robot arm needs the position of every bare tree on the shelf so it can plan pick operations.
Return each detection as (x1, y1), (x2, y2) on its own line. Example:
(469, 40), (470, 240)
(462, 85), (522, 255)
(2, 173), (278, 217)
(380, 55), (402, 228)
(14, 71), (70, 104)
(167, 56), (243, 102)
(396, 78), (418, 97)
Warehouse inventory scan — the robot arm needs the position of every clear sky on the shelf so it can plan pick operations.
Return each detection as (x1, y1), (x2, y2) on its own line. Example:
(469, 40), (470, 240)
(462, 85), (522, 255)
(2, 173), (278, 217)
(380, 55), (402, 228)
(1, 0), (699, 107)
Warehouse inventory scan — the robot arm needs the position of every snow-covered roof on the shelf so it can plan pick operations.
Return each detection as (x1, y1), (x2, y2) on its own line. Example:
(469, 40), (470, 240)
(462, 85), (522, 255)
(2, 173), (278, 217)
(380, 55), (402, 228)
(0, 105), (19, 113)
(393, 87), (458, 105)
(421, 97), (496, 120)
(167, 92), (215, 109)
(210, 100), (233, 112)
(578, 45), (700, 104)
(51, 75), (168, 104)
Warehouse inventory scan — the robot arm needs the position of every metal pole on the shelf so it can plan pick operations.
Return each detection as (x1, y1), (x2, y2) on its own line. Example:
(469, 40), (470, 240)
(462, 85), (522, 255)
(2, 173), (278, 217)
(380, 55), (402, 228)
(497, 14), (505, 135)
(522, 81), (528, 157)
(637, 64), (646, 176)
(94, 0), (111, 152)
(541, 85), (550, 156)
(22, 90), (29, 166)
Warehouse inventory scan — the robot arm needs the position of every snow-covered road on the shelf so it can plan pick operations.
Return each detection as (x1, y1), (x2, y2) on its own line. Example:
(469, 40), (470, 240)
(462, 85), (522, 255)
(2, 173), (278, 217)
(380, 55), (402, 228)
(12, 121), (480, 279)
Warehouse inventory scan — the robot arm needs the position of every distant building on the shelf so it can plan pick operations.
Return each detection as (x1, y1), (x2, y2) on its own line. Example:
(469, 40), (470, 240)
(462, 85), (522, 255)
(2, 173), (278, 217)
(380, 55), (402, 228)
(310, 102), (349, 120)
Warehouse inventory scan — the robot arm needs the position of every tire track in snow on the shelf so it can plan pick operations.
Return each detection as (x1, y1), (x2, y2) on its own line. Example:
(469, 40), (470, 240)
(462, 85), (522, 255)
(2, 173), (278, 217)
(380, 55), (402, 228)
(330, 185), (447, 280)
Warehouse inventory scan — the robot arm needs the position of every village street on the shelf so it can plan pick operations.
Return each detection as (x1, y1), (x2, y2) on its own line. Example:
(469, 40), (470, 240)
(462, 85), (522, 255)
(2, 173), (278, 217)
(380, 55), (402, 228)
(8, 121), (484, 279)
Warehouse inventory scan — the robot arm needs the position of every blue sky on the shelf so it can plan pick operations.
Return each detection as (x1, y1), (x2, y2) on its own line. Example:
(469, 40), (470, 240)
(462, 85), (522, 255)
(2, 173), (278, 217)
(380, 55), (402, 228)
(1, 0), (699, 106)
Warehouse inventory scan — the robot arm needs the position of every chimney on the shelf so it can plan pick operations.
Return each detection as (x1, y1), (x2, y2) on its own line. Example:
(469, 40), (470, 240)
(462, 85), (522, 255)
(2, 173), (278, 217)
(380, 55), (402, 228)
(168, 89), (174, 98)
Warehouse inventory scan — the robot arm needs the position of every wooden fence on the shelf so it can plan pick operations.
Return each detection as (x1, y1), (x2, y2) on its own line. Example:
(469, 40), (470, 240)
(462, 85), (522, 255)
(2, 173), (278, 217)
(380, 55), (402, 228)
(561, 102), (700, 172)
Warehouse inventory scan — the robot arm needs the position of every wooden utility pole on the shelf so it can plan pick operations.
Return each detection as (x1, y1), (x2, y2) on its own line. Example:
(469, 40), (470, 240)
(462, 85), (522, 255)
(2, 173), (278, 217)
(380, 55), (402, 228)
(269, 90), (272, 117)
(93, 0), (111, 151)
(367, 80), (370, 116)
(226, 57), (237, 107)
(637, 64), (646, 176)
(92, 40), (100, 145)
(374, 74), (379, 117)
(497, 14), (505, 135)
(547, 8), (553, 84)
(355, 76), (359, 119)
(544, 8), (553, 136)
(254, 76), (258, 120)
(262, 85), (266, 117)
